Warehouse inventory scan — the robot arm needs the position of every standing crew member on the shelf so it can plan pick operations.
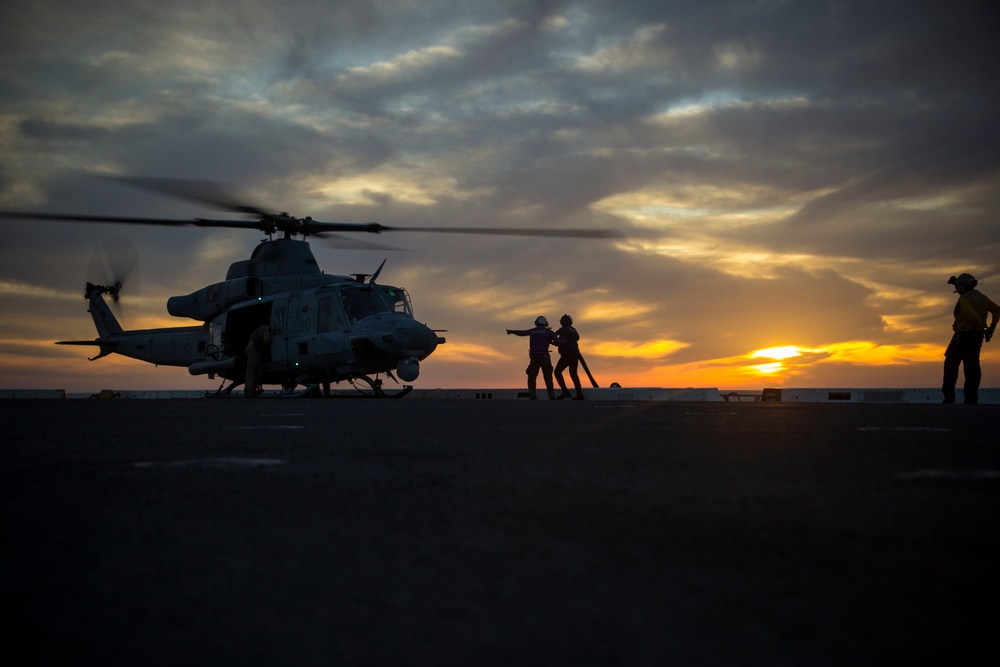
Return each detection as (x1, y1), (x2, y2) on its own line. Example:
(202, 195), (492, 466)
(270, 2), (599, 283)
(506, 316), (560, 400)
(554, 314), (584, 400)
(245, 323), (272, 397)
(942, 273), (999, 404)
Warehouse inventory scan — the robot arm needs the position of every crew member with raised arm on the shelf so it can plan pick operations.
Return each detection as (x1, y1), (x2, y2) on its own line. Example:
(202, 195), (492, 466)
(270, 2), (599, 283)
(506, 316), (560, 400)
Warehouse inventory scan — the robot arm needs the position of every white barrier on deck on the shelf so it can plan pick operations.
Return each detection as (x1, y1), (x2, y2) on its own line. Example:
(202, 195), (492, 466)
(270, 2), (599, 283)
(0, 389), (67, 399)
(4, 387), (723, 401)
(763, 387), (1000, 404)
(406, 387), (722, 401)
(4, 387), (997, 403)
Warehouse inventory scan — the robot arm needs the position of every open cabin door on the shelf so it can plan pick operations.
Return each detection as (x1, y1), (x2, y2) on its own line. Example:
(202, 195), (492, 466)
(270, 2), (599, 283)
(222, 302), (273, 360)
(274, 294), (311, 372)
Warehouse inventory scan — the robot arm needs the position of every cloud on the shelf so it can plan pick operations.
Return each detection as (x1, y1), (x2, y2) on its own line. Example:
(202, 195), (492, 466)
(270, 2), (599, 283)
(2, 0), (999, 391)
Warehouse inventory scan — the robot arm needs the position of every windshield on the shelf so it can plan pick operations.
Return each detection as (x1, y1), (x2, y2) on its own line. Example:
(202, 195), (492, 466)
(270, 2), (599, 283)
(380, 285), (412, 317)
(340, 286), (392, 323)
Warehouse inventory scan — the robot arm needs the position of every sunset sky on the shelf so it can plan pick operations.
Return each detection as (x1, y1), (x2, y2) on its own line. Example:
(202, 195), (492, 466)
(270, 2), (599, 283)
(2, 0), (998, 393)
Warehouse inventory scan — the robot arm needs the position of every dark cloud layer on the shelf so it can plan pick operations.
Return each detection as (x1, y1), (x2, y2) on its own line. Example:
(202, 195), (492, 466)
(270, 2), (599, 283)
(2, 0), (998, 390)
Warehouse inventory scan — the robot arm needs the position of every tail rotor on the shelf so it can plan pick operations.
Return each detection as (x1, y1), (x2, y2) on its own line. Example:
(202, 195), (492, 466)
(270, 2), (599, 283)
(86, 236), (141, 326)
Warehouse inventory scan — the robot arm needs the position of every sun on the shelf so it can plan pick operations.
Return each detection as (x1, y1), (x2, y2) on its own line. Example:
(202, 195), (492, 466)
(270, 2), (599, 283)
(750, 346), (803, 361)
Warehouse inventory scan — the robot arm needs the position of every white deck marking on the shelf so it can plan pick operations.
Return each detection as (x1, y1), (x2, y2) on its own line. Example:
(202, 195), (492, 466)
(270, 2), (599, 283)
(894, 470), (1000, 480)
(134, 458), (286, 468)
(858, 427), (951, 432)
(132, 458), (285, 468)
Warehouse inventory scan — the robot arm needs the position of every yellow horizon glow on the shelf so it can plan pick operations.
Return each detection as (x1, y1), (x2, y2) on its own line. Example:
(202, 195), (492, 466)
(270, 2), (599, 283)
(750, 345), (803, 360)
(427, 341), (513, 364)
(588, 339), (689, 359)
(585, 339), (956, 389)
(8, 316), (992, 393)
(726, 341), (947, 381)
(748, 362), (784, 374)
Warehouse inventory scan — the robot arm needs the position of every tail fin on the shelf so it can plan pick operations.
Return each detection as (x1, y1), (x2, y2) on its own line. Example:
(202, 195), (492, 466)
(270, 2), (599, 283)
(85, 282), (124, 338)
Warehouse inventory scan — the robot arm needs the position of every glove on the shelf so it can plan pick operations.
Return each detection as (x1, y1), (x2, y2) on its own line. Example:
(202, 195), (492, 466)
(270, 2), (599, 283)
(506, 329), (512, 335)
(986, 326), (995, 343)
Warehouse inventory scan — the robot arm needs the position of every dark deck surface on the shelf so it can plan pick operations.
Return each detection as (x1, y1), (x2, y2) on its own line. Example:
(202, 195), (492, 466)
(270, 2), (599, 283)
(2, 398), (998, 666)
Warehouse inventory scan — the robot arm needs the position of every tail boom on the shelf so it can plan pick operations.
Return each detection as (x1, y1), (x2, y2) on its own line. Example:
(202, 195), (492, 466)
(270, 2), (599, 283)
(60, 286), (209, 367)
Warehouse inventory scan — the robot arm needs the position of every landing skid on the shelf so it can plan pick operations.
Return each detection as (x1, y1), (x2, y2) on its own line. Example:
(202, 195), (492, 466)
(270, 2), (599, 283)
(348, 374), (413, 399)
(204, 374), (413, 399)
(205, 379), (297, 399)
(206, 378), (242, 398)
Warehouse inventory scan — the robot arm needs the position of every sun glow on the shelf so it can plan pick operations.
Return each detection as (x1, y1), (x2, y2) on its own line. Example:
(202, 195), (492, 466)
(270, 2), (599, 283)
(748, 362), (784, 374)
(750, 345), (804, 360)
(735, 341), (947, 380)
(581, 334), (966, 391)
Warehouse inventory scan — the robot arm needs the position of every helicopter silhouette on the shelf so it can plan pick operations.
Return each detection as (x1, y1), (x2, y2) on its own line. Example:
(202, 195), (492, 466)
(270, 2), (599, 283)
(1, 178), (621, 397)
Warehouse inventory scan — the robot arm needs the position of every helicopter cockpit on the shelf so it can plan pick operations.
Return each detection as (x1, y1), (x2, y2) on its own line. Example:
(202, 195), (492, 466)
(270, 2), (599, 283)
(339, 284), (412, 323)
(380, 286), (412, 316)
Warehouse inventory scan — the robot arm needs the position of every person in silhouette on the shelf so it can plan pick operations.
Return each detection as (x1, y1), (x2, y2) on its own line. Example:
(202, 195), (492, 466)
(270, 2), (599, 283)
(553, 314), (584, 400)
(245, 323), (271, 397)
(507, 316), (560, 399)
(942, 273), (999, 404)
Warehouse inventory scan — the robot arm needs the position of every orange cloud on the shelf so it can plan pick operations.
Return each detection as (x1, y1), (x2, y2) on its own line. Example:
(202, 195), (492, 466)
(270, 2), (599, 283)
(579, 300), (655, 322)
(589, 339), (689, 359)
(429, 341), (512, 364)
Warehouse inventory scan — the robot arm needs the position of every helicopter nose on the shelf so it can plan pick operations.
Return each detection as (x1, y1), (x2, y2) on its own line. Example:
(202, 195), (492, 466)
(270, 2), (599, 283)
(389, 321), (444, 357)
(359, 315), (444, 359)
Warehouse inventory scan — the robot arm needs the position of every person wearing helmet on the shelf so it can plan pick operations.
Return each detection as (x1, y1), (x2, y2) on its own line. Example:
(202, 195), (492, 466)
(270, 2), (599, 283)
(942, 273), (999, 404)
(506, 316), (560, 399)
(554, 314), (584, 400)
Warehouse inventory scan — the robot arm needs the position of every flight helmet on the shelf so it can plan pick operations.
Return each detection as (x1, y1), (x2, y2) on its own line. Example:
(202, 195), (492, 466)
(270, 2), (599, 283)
(948, 273), (978, 292)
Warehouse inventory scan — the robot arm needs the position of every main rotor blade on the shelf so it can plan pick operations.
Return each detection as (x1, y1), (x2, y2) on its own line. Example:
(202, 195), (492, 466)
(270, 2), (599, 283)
(2, 210), (623, 239)
(97, 176), (270, 216)
(391, 226), (624, 238)
(0, 210), (195, 226)
(0, 210), (266, 231)
(100, 178), (625, 239)
(305, 221), (624, 238)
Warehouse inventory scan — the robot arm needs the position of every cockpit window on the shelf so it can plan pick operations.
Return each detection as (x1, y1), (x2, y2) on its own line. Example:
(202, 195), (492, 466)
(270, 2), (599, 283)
(340, 286), (392, 323)
(380, 286), (412, 316)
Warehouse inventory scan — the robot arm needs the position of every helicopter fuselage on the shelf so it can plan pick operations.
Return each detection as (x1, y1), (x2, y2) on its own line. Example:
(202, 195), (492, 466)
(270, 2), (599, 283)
(191, 279), (444, 387)
(61, 239), (445, 394)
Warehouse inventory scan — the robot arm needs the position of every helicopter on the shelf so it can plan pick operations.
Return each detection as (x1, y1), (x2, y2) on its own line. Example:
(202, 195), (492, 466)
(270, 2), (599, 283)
(1, 178), (621, 398)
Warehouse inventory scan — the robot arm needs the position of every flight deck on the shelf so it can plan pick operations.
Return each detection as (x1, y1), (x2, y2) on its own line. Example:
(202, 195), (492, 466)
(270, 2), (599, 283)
(2, 398), (997, 665)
